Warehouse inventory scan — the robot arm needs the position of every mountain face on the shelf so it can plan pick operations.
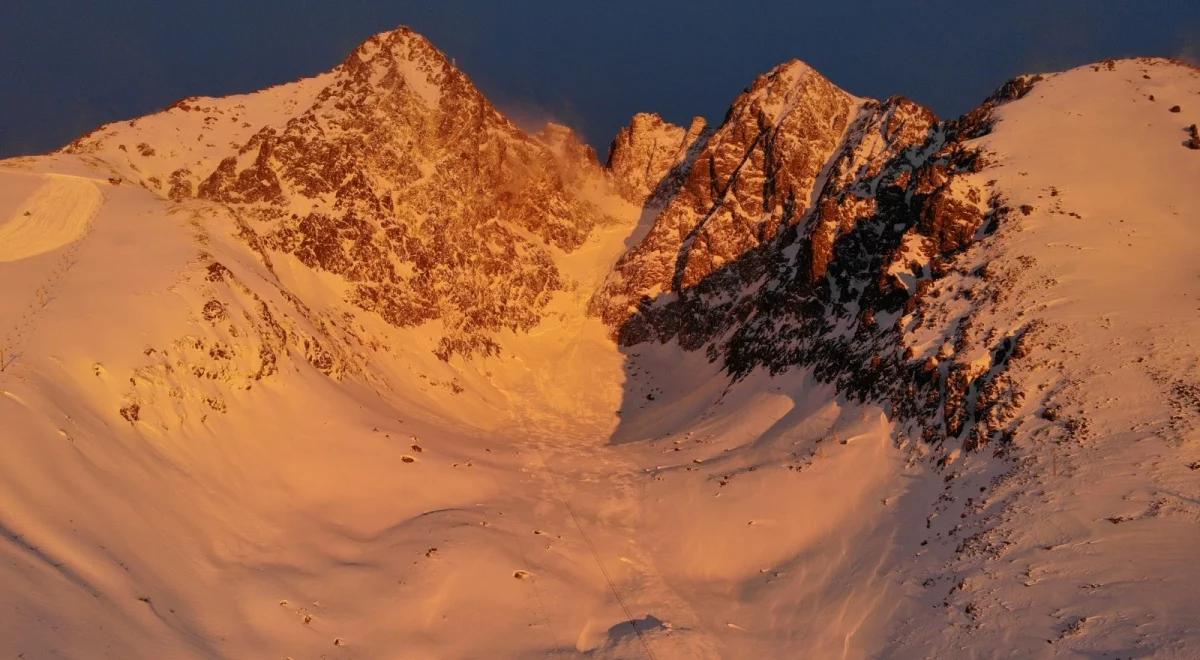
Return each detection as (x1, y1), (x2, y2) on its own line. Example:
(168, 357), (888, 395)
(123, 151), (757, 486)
(3, 26), (1200, 659)
(598, 69), (1036, 449)
(594, 61), (863, 325)
(605, 112), (708, 203)
(68, 28), (610, 360)
(586, 64), (1069, 464)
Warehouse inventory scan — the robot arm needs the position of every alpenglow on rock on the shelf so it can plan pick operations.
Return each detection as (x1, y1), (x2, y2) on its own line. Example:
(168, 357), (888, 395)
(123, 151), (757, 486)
(68, 27), (613, 360)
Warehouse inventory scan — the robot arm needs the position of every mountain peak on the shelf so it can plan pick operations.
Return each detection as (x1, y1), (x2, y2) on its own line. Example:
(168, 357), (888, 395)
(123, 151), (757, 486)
(730, 57), (854, 123)
(606, 112), (707, 202)
(345, 25), (442, 66)
(338, 26), (462, 109)
(594, 57), (863, 317)
(768, 58), (820, 82)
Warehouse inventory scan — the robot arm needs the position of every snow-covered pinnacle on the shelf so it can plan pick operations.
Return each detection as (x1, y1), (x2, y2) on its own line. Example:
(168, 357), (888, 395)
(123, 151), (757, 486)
(606, 112), (706, 203)
(737, 59), (831, 118)
(592, 57), (862, 329)
(339, 26), (458, 108)
(68, 26), (614, 360)
(340, 28), (456, 107)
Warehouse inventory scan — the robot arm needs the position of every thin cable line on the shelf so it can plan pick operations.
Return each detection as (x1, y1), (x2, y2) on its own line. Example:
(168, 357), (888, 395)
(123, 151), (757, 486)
(566, 503), (656, 660)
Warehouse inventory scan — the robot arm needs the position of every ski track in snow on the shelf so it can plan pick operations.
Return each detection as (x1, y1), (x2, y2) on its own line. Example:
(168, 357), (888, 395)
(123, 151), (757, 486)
(0, 174), (104, 375)
(0, 175), (101, 263)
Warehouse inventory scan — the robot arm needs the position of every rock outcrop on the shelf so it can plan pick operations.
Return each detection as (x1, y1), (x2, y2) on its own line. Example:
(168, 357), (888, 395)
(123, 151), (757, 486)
(606, 112), (706, 203)
(591, 61), (863, 331)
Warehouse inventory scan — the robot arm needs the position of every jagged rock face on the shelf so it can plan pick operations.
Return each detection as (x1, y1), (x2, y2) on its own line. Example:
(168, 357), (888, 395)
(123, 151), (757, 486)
(591, 61), (861, 330)
(602, 92), (944, 347)
(606, 112), (706, 203)
(800, 96), (939, 284)
(198, 29), (609, 359)
(536, 121), (607, 190)
(602, 73), (1049, 449)
(74, 28), (609, 360)
(197, 29), (599, 246)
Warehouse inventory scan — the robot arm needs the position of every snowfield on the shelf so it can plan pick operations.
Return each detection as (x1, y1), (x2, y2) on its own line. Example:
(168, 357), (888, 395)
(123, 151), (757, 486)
(1, 40), (1199, 660)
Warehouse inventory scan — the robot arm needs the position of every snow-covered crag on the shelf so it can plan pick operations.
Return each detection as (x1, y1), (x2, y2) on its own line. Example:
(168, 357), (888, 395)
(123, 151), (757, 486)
(595, 61), (864, 324)
(595, 61), (1036, 450)
(2, 25), (1199, 659)
(68, 28), (611, 360)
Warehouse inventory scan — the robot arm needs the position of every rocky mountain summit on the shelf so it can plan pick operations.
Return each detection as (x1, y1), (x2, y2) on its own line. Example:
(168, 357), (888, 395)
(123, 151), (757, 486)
(593, 59), (1043, 449)
(68, 27), (611, 360)
(605, 111), (707, 203)
(595, 61), (861, 317)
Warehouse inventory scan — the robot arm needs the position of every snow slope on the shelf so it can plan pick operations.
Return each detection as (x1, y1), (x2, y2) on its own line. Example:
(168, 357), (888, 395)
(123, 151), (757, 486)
(881, 58), (1200, 657)
(1, 31), (1198, 660)
(0, 174), (102, 262)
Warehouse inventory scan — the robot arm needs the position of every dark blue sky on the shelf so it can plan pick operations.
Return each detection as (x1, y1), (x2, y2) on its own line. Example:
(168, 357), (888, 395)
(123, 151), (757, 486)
(2, 1), (1197, 158)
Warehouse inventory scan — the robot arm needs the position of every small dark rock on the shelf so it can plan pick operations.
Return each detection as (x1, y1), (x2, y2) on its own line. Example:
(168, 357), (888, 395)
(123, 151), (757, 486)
(120, 403), (140, 423)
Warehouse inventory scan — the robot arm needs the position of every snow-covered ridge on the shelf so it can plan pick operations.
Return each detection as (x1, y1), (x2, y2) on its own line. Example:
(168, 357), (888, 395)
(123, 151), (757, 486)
(68, 26), (622, 360)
